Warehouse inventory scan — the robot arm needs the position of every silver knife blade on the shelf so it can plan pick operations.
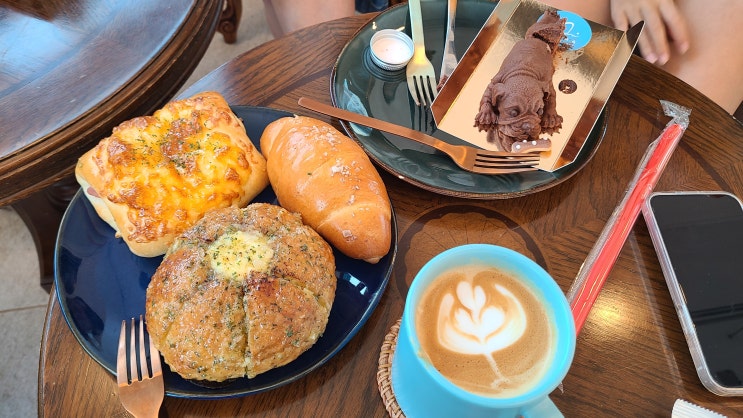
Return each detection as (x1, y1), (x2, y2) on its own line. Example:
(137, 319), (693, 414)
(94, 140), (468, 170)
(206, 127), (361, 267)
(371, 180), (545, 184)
(438, 0), (457, 90)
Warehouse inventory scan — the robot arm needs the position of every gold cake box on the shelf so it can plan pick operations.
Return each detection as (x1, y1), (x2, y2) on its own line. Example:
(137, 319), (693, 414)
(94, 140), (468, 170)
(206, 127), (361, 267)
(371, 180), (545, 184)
(431, 0), (642, 172)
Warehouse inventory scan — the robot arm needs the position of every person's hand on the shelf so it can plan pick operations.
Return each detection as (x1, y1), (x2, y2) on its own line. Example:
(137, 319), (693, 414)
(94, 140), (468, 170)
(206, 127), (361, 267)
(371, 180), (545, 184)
(609, 0), (689, 65)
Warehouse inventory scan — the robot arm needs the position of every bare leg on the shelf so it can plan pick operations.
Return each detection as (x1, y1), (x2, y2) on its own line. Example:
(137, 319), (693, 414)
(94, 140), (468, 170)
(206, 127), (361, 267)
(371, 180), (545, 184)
(660, 0), (743, 114)
(544, 0), (743, 115)
(262, 0), (284, 39)
(262, 0), (356, 38)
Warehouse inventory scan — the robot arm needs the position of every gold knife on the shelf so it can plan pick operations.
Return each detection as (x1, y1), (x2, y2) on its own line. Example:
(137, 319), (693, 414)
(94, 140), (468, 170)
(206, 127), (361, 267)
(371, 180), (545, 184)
(437, 0), (458, 90)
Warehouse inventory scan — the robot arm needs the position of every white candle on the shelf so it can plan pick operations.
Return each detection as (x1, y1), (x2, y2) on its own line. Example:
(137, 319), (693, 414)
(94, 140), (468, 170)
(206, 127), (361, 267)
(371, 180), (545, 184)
(370, 30), (413, 70)
(372, 37), (412, 64)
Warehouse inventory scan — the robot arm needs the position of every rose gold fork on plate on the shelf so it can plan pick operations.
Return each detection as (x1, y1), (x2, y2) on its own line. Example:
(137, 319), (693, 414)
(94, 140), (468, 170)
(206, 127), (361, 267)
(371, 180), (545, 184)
(117, 316), (164, 418)
(298, 97), (540, 175)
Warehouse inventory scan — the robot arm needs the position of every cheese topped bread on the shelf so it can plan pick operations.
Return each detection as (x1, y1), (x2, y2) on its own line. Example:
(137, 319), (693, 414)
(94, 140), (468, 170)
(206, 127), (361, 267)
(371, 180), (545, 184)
(75, 91), (269, 257)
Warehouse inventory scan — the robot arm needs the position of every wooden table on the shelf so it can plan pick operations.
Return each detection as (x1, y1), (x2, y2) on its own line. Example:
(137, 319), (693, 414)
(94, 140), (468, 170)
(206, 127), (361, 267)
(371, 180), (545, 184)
(39, 10), (743, 418)
(0, 0), (233, 289)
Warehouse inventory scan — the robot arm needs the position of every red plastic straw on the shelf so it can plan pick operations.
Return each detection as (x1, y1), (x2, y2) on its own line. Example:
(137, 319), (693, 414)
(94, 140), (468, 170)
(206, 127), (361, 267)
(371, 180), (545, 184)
(567, 101), (690, 334)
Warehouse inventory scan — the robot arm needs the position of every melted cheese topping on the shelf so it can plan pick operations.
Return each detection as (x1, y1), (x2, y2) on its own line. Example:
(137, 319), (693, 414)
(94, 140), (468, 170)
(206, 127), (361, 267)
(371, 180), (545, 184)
(100, 101), (254, 241)
(208, 230), (274, 281)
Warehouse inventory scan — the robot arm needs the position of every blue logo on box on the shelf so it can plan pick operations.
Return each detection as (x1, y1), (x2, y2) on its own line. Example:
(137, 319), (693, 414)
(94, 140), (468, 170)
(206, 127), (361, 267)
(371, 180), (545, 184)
(558, 11), (592, 50)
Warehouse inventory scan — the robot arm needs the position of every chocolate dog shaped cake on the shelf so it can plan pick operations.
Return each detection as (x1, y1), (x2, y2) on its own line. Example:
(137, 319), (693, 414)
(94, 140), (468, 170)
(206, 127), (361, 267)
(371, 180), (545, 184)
(474, 10), (566, 153)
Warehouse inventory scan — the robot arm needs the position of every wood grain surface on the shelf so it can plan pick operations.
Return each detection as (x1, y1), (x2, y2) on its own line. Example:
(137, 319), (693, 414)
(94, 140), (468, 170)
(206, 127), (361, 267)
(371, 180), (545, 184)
(0, 0), (225, 287)
(39, 10), (743, 418)
(0, 0), (223, 204)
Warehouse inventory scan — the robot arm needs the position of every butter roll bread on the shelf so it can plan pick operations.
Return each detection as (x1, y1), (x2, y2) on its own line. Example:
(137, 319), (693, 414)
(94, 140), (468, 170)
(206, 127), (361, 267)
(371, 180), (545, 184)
(260, 115), (392, 263)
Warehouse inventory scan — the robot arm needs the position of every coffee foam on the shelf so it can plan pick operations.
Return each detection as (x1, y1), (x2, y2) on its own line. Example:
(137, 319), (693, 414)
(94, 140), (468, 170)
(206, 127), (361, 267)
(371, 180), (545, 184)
(438, 281), (528, 354)
(416, 265), (555, 398)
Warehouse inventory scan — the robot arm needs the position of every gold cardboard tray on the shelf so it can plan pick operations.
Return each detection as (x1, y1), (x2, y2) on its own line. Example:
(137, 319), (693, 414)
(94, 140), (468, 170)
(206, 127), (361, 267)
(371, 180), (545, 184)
(431, 0), (642, 172)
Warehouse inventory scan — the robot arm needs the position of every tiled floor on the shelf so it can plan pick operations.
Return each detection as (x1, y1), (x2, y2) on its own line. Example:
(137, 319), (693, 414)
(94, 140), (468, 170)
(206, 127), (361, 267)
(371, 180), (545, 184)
(0, 207), (48, 418)
(0, 3), (272, 416)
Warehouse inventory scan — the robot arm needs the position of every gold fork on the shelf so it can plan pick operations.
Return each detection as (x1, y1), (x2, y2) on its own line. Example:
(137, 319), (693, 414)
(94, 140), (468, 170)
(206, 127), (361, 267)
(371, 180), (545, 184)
(117, 316), (164, 418)
(298, 98), (540, 175)
(406, 0), (438, 106)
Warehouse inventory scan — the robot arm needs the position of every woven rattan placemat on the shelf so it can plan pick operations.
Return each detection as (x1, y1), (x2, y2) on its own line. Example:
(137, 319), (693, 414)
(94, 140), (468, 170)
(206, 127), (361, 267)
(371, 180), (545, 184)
(377, 319), (405, 417)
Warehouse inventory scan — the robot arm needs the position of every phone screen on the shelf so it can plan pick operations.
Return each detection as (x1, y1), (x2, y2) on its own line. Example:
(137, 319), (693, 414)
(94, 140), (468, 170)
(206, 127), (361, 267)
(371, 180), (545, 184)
(646, 192), (743, 393)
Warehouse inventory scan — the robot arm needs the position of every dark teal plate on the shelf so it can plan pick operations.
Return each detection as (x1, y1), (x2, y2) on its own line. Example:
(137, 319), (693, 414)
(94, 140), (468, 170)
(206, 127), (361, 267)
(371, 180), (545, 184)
(54, 106), (397, 399)
(331, 0), (607, 199)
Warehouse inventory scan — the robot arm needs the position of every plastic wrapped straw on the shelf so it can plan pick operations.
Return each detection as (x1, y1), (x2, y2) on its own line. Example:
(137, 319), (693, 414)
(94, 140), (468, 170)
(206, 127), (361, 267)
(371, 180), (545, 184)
(567, 100), (691, 334)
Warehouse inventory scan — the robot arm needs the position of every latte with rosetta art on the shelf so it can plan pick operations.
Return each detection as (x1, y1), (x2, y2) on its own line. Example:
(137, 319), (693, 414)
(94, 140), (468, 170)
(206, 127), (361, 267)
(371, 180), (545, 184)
(415, 265), (555, 397)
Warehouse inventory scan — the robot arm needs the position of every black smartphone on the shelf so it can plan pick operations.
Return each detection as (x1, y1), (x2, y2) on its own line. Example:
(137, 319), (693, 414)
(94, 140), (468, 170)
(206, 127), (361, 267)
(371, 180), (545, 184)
(642, 191), (743, 396)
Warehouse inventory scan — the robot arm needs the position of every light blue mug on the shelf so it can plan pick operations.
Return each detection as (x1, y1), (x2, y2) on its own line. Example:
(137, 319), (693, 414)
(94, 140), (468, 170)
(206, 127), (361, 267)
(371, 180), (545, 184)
(391, 244), (575, 417)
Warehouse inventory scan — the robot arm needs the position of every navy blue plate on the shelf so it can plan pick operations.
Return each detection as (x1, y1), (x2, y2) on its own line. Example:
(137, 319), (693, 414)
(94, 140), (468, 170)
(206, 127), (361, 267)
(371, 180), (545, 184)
(54, 106), (397, 399)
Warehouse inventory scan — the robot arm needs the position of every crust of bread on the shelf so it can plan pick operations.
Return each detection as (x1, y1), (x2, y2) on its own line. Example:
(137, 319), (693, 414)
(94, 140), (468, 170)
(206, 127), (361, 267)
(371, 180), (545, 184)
(145, 204), (336, 381)
(260, 116), (391, 263)
(75, 91), (269, 257)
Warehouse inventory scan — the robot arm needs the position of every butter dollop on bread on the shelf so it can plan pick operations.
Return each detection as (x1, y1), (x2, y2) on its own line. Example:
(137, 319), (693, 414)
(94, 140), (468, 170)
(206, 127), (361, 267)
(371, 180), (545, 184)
(75, 91), (269, 257)
(260, 115), (392, 263)
(145, 203), (336, 382)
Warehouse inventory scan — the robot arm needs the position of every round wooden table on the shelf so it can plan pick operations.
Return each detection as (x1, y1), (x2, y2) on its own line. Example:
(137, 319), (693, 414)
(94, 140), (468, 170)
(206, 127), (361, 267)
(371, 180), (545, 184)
(39, 10), (743, 418)
(0, 0), (230, 289)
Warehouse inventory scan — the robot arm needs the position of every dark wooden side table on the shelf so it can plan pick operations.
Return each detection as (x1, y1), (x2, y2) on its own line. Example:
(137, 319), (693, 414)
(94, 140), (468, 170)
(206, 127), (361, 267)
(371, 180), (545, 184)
(0, 0), (229, 289)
